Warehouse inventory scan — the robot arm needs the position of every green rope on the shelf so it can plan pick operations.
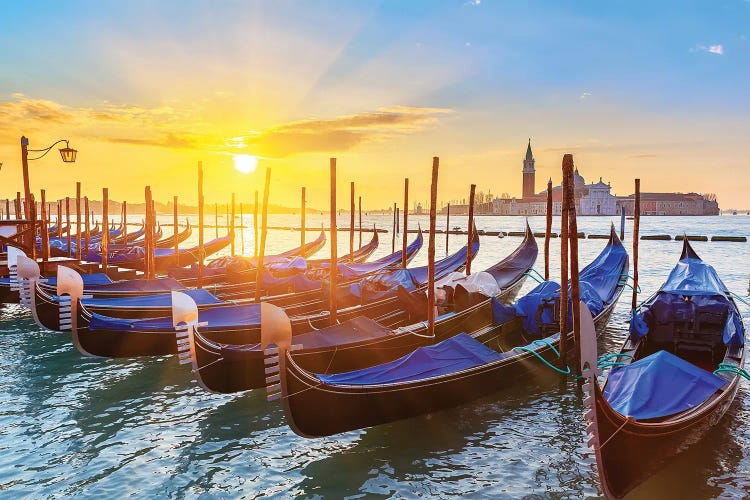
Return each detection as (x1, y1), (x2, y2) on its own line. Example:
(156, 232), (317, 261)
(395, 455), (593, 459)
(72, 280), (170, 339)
(527, 268), (546, 283)
(512, 345), (571, 375)
(598, 352), (633, 362)
(619, 273), (641, 293)
(523, 271), (543, 284)
(713, 363), (750, 381)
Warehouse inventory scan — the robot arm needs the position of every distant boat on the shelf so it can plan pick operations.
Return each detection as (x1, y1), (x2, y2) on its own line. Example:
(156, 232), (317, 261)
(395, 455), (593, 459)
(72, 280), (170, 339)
(733, 211), (738, 215)
(452, 226), (461, 232)
(497, 232), (505, 238)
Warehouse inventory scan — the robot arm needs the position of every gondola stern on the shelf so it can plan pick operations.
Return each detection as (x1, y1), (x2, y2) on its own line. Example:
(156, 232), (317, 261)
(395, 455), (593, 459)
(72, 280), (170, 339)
(171, 291), (211, 388)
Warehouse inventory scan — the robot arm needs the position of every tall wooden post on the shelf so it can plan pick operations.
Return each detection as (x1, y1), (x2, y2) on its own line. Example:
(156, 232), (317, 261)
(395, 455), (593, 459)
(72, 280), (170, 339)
(632, 179), (641, 310)
(300, 187), (306, 249)
(173, 196), (179, 261)
(253, 190), (259, 256)
(214, 203), (219, 239)
(14, 192), (21, 219)
(230, 193), (236, 256)
(620, 205), (626, 241)
(565, 155), (582, 374)
(57, 200), (62, 238)
(65, 197), (71, 257)
(358, 195), (362, 248)
(40, 190), (49, 268)
(445, 202), (450, 255)
(145, 186), (153, 279)
(75, 182), (82, 260)
(396, 207), (399, 233)
(20, 137), (31, 222)
(239, 202), (245, 255)
(102, 188), (109, 274)
(349, 182), (355, 259)
(197, 162), (205, 288)
(5, 199), (9, 220)
(255, 168), (271, 301)
(329, 159), (338, 324)
(402, 178), (409, 268)
(84, 196), (90, 257)
(122, 201), (127, 240)
(545, 179), (553, 281)
(29, 194), (37, 260)
(466, 184), (476, 274)
(427, 157), (440, 337)
(559, 158), (570, 367)
(392, 203), (397, 253)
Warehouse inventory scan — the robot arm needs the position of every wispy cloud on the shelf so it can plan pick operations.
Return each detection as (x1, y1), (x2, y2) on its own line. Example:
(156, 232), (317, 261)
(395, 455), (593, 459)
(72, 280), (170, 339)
(241, 106), (453, 158)
(690, 43), (724, 55)
(579, 92), (592, 100)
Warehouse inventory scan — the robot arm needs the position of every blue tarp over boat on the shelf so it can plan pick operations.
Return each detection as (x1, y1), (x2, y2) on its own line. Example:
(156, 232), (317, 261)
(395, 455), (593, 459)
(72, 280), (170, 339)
(316, 333), (503, 386)
(603, 350), (727, 420)
(630, 256), (744, 348)
(82, 288), (221, 308)
(84, 277), (186, 292)
(89, 302), (261, 332)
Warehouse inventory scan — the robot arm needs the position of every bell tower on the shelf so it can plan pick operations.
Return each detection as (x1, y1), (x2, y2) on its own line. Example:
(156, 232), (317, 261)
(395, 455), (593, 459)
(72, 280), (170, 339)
(522, 138), (535, 198)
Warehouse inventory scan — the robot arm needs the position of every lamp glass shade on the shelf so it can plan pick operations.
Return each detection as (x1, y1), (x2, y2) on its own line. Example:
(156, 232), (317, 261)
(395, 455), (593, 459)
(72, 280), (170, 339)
(59, 147), (77, 163)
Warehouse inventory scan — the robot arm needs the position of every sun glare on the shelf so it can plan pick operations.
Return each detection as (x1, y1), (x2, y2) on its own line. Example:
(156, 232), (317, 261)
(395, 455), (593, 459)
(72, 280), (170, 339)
(233, 154), (258, 174)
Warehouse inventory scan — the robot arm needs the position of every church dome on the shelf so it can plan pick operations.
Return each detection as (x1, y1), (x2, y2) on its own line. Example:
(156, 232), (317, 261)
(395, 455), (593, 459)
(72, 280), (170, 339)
(573, 168), (585, 188)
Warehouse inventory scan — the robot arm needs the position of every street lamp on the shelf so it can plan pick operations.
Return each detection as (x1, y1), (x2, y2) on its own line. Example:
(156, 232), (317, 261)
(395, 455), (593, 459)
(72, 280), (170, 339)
(20, 136), (77, 220)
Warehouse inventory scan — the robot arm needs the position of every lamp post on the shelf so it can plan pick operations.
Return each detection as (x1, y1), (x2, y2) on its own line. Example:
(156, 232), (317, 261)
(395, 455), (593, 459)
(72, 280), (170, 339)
(20, 136), (77, 220)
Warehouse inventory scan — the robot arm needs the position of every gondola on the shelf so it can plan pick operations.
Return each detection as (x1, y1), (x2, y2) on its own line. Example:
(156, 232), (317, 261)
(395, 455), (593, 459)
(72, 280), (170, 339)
(171, 224), (536, 394)
(18, 230), (442, 358)
(155, 219), (192, 248)
(247, 225), (627, 437)
(41, 230), (416, 320)
(580, 238), (746, 499)
(168, 230), (328, 286)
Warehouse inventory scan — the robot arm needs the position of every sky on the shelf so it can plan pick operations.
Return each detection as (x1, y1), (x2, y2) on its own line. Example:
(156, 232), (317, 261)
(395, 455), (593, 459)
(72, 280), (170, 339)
(0, 0), (748, 210)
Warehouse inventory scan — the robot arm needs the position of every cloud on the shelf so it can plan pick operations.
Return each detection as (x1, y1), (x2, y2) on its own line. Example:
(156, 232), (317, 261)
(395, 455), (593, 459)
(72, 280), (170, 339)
(242, 106), (453, 158)
(691, 43), (724, 55)
(102, 132), (201, 149)
(0, 97), (74, 125)
(579, 92), (592, 100)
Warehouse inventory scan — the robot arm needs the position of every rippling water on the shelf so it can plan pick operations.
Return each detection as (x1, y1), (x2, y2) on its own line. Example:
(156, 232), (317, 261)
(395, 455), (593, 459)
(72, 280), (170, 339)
(1, 214), (748, 498)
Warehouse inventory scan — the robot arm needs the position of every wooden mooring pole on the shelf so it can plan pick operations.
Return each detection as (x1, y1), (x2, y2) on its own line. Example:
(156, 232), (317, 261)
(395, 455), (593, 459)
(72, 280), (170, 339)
(349, 181), (355, 259)
(75, 182), (82, 261)
(632, 179), (641, 310)
(102, 188), (109, 275)
(545, 179), (553, 280)
(427, 157), (440, 337)
(358, 195), (362, 249)
(253, 191), (259, 256)
(329, 159), (338, 324)
(301, 187), (306, 249)
(173, 195), (179, 261)
(197, 162), (205, 288)
(239, 202), (245, 255)
(84, 196), (90, 256)
(565, 155), (582, 375)
(445, 202), (450, 255)
(392, 203), (397, 253)
(559, 159), (570, 368)
(230, 193), (236, 256)
(255, 168), (271, 302)
(466, 184), (476, 274)
(40, 190), (49, 269)
(402, 178), (409, 268)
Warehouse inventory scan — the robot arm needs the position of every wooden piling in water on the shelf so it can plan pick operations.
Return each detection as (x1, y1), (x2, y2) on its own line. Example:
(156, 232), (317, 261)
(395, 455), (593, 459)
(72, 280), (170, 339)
(559, 159), (570, 368)
(350, 182), (355, 260)
(427, 157), (440, 337)
(57, 200), (62, 238)
(173, 196), (179, 261)
(445, 202), (450, 255)
(545, 179), (553, 281)
(632, 179), (640, 310)
(358, 195), (362, 249)
(84, 196), (90, 256)
(40, 190), (49, 269)
(214, 203), (219, 239)
(253, 191), (259, 256)
(300, 187), (306, 250)
(4, 199), (8, 220)
(144, 186), (153, 279)
(255, 168), (271, 302)
(102, 188), (109, 274)
(329, 159), (338, 323)
(122, 201), (127, 238)
(65, 197), (71, 257)
(197, 162), (205, 288)
(15, 192), (21, 219)
(230, 193), (236, 256)
(75, 182), (82, 261)
(466, 184), (476, 275)
(402, 178), (409, 268)
(29, 194), (37, 260)
(392, 203), (396, 253)
(565, 155), (582, 375)
(239, 203), (245, 255)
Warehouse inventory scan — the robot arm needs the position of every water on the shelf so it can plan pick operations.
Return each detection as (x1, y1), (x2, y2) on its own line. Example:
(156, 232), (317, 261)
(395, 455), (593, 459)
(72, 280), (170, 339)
(2, 214), (749, 498)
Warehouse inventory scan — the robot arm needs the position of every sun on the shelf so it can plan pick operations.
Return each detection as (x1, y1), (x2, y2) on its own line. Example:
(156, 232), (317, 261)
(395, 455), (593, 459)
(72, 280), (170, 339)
(233, 154), (258, 174)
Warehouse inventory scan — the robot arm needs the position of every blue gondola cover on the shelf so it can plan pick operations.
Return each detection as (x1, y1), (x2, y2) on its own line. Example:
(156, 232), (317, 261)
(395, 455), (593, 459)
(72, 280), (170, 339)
(89, 302), (261, 332)
(603, 350), (727, 420)
(316, 333), (503, 386)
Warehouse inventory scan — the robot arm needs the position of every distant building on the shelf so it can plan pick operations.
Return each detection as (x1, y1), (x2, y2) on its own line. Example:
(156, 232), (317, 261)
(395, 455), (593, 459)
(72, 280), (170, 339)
(618, 192), (719, 216)
(489, 140), (618, 216)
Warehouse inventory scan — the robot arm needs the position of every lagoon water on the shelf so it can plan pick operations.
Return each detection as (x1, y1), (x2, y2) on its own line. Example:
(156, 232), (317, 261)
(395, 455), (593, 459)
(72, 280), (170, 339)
(1, 214), (748, 498)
